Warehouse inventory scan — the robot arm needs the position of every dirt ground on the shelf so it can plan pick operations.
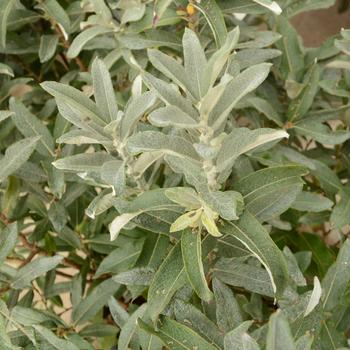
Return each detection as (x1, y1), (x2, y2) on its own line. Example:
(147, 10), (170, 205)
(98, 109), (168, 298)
(292, 0), (350, 47)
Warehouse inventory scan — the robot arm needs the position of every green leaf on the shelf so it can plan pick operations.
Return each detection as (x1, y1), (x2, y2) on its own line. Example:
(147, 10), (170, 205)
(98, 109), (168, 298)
(11, 255), (63, 290)
(193, 0), (227, 48)
(139, 317), (219, 350)
(304, 277), (322, 317)
(72, 278), (120, 325)
(10, 99), (55, 157)
(217, 129), (289, 181)
(174, 299), (223, 349)
(101, 160), (125, 195)
(0, 222), (17, 265)
(235, 48), (281, 71)
(0, 63), (14, 77)
(330, 185), (350, 229)
(53, 152), (114, 172)
(219, 211), (289, 297)
(202, 190), (243, 221)
(67, 26), (113, 58)
(120, 91), (157, 140)
(118, 304), (147, 350)
(148, 48), (194, 99)
(209, 64), (272, 130)
(39, 34), (58, 63)
(181, 229), (213, 302)
(213, 278), (243, 332)
(91, 58), (118, 123)
(36, 0), (71, 35)
(34, 325), (78, 350)
(291, 191), (333, 212)
(252, 0), (282, 14)
(126, 131), (200, 161)
(266, 311), (295, 350)
(149, 106), (197, 129)
(153, 0), (173, 22)
(41, 81), (108, 127)
(235, 165), (307, 221)
(48, 201), (67, 232)
(295, 334), (314, 350)
(214, 258), (274, 297)
(142, 72), (197, 118)
(182, 28), (207, 100)
(108, 297), (129, 327)
(276, 16), (304, 79)
(223, 321), (254, 350)
(95, 241), (143, 277)
(247, 97), (284, 126)
(112, 267), (154, 286)
(0, 0), (15, 48)
(147, 242), (187, 322)
(322, 239), (350, 311)
(0, 137), (39, 182)
(287, 64), (320, 121)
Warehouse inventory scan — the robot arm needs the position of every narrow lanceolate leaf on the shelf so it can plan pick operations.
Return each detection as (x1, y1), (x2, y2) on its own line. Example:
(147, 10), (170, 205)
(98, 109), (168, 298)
(266, 311), (295, 350)
(34, 325), (79, 350)
(304, 277), (322, 316)
(208, 63), (272, 130)
(253, 0), (282, 14)
(148, 49), (193, 99)
(193, 0), (227, 48)
(126, 131), (200, 161)
(39, 34), (59, 63)
(182, 28), (207, 100)
(276, 16), (304, 79)
(0, 0), (15, 48)
(214, 258), (274, 297)
(0, 137), (39, 182)
(108, 297), (129, 328)
(10, 99), (55, 157)
(67, 26), (113, 58)
(174, 300), (223, 349)
(217, 128), (289, 179)
(139, 317), (219, 350)
(181, 229), (213, 302)
(147, 243), (187, 322)
(72, 278), (120, 325)
(120, 91), (157, 140)
(149, 106), (198, 129)
(0, 222), (18, 265)
(293, 119), (350, 145)
(330, 185), (350, 229)
(11, 255), (63, 290)
(219, 211), (289, 297)
(142, 72), (197, 118)
(91, 58), (118, 123)
(291, 191), (333, 212)
(36, 0), (71, 35)
(287, 64), (320, 121)
(223, 321), (254, 350)
(53, 152), (114, 172)
(118, 304), (147, 350)
(213, 278), (243, 332)
(235, 165), (307, 222)
(322, 239), (350, 311)
(0, 110), (13, 122)
(41, 81), (107, 126)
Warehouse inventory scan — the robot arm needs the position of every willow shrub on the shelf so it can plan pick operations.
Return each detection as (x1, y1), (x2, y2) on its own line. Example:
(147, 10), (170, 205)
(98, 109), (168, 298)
(0, 0), (350, 349)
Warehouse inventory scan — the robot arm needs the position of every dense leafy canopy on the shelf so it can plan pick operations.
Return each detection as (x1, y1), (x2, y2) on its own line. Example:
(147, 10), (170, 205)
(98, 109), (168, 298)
(0, 0), (350, 349)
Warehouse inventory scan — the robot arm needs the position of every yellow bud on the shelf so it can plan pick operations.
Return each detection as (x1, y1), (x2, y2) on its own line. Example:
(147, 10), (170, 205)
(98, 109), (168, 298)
(186, 4), (196, 16)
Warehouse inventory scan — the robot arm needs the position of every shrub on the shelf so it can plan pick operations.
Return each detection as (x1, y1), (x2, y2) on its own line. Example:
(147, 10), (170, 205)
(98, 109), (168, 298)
(0, 0), (350, 349)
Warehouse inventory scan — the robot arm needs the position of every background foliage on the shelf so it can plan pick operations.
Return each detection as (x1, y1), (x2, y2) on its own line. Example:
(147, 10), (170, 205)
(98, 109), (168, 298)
(0, 0), (350, 349)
